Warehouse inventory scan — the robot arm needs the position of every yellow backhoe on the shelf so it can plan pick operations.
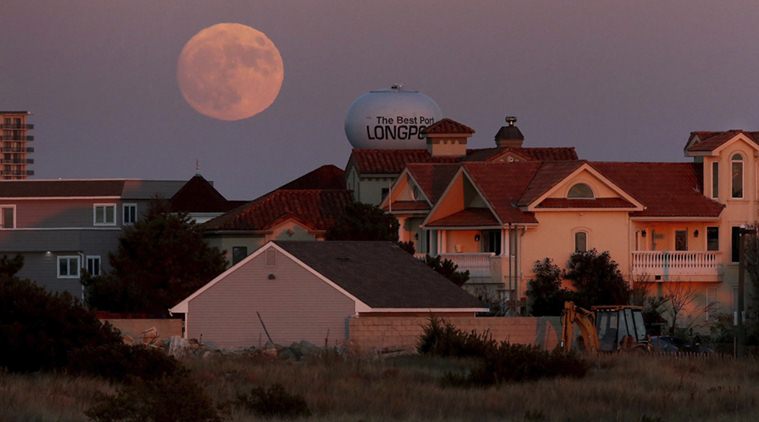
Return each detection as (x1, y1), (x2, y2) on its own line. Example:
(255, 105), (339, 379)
(561, 301), (650, 353)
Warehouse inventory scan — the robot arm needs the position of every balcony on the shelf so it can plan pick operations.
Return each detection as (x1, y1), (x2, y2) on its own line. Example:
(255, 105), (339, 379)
(440, 252), (497, 278)
(631, 251), (721, 281)
(0, 124), (33, 129)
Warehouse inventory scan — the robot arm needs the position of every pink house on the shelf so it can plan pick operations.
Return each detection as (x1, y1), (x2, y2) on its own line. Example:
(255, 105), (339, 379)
(170, 241), (487, 349)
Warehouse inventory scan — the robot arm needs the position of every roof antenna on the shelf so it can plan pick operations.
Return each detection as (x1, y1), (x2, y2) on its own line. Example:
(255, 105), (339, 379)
(195, 159), (200, 175)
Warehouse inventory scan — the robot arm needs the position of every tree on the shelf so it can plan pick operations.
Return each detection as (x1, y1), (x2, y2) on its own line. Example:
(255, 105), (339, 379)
(663, 283), (711, 336)
(424, 255), (470, 287)
(0, 254), (24, 278)
(527, 258), (570, 316)
(83, 199), (228, 315)
(564, 249), (630, 309)
(326, 201), (399, 241)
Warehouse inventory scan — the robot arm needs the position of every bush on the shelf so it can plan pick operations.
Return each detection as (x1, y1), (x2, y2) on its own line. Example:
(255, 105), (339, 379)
(526, 258), (571, 316)
(86, 372), (220, 422)
(419, 318), (589, 386)
(234, 383), (311, 419)
(68, 343), (180, 382)
(417, 317), (496, 357)
(564, 249), (630, 308)
(424, 255), (470, 287)
(0, 276), (123, 373)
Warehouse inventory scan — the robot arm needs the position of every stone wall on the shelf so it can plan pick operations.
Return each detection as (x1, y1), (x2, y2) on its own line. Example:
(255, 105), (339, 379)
(348, 316), (561, 352)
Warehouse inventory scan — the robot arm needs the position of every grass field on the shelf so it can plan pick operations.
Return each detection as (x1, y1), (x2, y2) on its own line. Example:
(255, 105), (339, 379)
(2, 352), (758, 421)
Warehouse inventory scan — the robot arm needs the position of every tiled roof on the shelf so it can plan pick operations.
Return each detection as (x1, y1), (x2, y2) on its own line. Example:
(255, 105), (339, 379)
(462, 162), (540, 224)
(590, 162), (724, 218)
(537, 198), (636, 209)
(170, 174), (235, 213)
(406, 163), (460, 204)
(349, 146), (577, 175)
(275, 241), (486, 310)
(277, 165), (345, 190)
(349, 149), (460, 174)
(386, 200), (430, 212)
(426, 208), (500, 227)
(465, 147), (579, 162)
(686, 130), (759, 152)
(202, 190), (353, 231)
(518, 161), (586, 206)
(423, 118), (475, 135)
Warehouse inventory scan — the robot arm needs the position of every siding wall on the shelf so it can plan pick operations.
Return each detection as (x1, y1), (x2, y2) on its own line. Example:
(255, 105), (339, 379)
(187, 248), (356, 349)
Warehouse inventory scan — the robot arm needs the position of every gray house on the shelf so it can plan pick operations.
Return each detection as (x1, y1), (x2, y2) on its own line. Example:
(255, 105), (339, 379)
(0, 179), (193, 296)
(170, 241), (487, 349)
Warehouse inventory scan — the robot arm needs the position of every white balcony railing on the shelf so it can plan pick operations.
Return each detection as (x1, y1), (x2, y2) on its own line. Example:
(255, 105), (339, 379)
(631, 251), (720, 277)
(440, 252), (496, 277)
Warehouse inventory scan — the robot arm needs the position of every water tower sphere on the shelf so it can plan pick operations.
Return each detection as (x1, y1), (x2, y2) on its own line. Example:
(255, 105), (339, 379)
(344, 86), (443, 149)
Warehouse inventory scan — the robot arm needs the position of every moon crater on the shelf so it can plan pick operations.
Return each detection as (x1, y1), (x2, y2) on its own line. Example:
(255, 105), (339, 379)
(177, 23), (284, 121)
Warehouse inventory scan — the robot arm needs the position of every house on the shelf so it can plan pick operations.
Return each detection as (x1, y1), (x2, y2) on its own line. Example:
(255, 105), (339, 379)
(202, 165), (353, 265)
(169, 241), (487, 349)
(0, 175), (236, 297)
(381, 118), (755, 327)
(345, 117), (578, 205)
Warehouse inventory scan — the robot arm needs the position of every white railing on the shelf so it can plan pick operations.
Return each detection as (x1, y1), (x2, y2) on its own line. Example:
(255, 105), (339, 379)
(440, 252), (496, 277)
(632, 251), (720, 276)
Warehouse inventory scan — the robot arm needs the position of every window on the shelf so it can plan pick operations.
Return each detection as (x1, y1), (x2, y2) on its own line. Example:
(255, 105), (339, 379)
(731, 153), (743, 198)
(575, 231), (588, 252)
(232, 246), (248, 265)
(86, 256), (101, 276)
(57, 255), (80, 278)
(675, 230), (688, 251)
(732, 226), (741, 263)
(381, 187), (390, 200)
(93, 204), (116, 226)
(711, 162), (719, 199)
(0, 205), (15, 228)
(123, 203), (137, 225)
(568, 183), (594, 199)
(707, 227), (719, 251)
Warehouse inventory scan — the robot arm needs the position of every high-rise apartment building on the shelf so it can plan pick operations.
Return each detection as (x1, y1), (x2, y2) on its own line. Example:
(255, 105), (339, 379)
(0, 111), (34, 179)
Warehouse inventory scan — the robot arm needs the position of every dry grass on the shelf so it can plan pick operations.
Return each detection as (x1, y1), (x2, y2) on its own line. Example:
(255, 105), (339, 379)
(3, 353), (759, 421)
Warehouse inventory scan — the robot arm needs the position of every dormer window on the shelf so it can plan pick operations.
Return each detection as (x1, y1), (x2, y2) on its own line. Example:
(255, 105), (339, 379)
(568, 183), (594, 199)
(731, 153), (743, 199)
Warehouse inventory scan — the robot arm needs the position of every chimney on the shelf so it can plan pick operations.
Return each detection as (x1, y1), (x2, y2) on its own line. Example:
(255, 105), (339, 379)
(495, 116), (524, 148)
(423, 118), (475, 158)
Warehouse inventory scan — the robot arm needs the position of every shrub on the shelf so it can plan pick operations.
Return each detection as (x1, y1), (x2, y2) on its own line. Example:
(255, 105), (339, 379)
(235, 383), (311, 419)
(564, 249), (630, 308)
(419, 318), (589, 386)
(526, 258), (571, 316)
(417, 317), (496, 357)
(424, 255), (470, 287)
(0, 276), (122, 373)
(68, 343), (180, 382)
(85, 372), (220, 422)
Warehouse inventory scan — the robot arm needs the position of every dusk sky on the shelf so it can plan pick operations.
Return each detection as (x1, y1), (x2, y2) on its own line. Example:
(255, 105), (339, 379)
(2, 1), (759, 199)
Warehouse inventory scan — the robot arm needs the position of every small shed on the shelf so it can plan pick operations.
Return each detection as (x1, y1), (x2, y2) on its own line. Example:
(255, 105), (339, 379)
(170, 241), (487, 349)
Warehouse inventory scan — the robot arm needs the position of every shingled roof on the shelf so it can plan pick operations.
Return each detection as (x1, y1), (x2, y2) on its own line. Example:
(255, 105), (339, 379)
(464, 147), (579, 162)
(277, 165), (345, 190)
(202, 190), (353, 232)
(275, 241), (487, 310)
(406, 163), (460, 204)
(462, 162), (542, 224)
(170, 174), (236, 213)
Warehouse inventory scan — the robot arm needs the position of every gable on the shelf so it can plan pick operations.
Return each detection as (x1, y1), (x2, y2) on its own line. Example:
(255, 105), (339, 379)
(423, 169), (500, 227)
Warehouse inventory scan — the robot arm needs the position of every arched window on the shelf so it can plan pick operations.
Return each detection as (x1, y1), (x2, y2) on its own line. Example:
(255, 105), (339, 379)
(731, 153), (743, 198)
(575, 231), (588, 252)
(568, 183), (594, 199)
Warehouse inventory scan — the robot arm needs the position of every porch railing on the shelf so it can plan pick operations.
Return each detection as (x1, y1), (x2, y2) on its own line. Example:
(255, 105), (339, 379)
(440, 252), (496, 277)
(631, 251), (720, 277)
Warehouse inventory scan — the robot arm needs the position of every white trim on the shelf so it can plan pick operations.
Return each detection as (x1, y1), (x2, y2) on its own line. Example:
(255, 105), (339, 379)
(525, 163), (645, 212)
(532, 207), (638, 212)
(422, 225), (503, 230)
(93, 203), (117, 226)
(731, 153), (744, 199)
(711, 133), (759, 156)
(422, 168), (503, 227)
(631, 216), (720, 222)
(169, 242), (373, 315)
(0, 204), (16, 229)
(57, 255), (81, 279)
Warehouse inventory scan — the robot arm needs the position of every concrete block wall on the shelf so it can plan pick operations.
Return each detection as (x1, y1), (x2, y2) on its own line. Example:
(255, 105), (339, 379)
(348, 316), (560, 353)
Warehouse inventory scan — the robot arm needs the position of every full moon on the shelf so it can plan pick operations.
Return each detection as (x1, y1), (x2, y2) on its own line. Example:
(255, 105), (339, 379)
(177, 23), (284, 121)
